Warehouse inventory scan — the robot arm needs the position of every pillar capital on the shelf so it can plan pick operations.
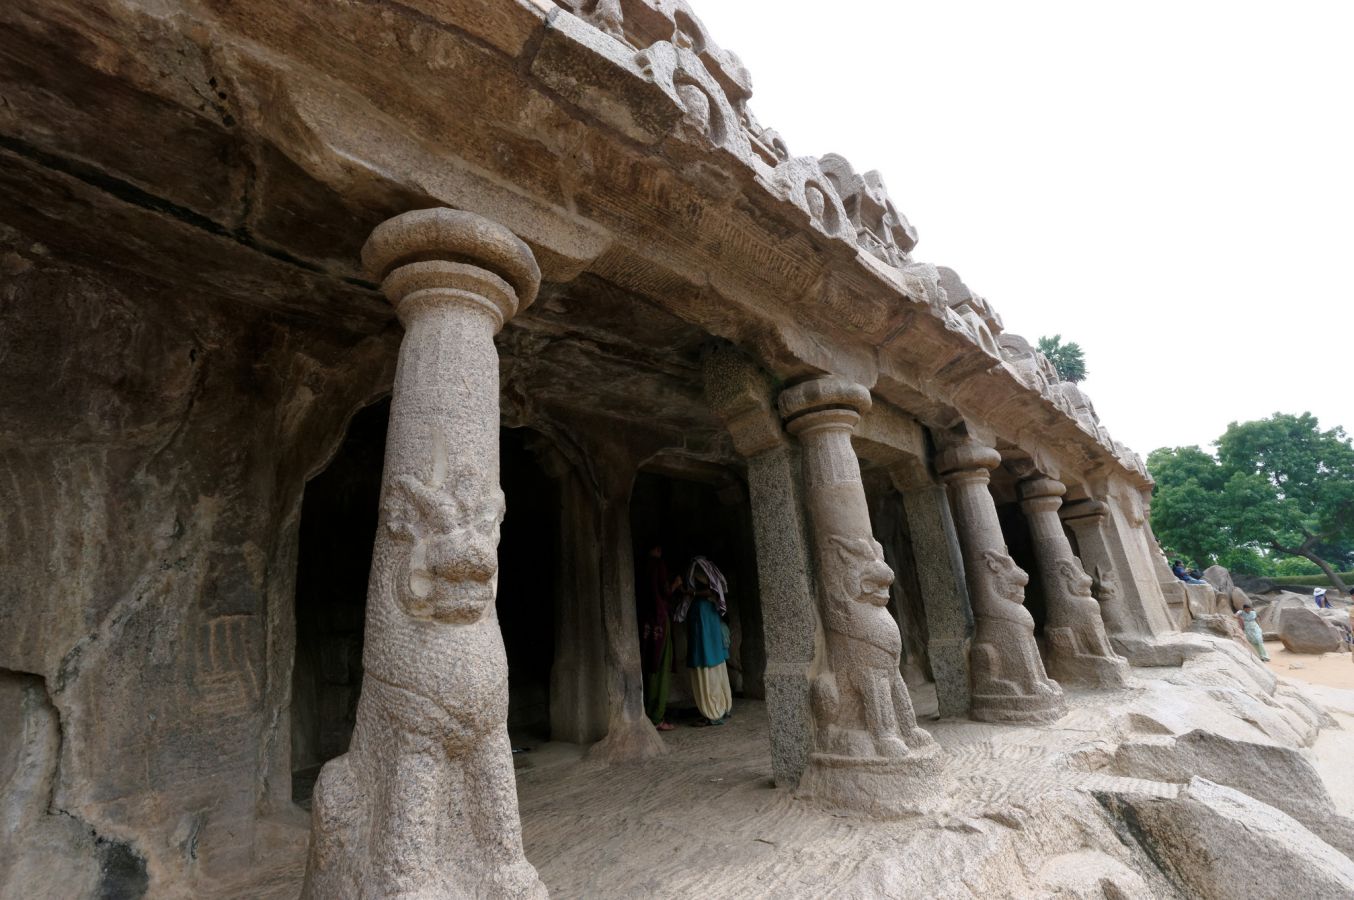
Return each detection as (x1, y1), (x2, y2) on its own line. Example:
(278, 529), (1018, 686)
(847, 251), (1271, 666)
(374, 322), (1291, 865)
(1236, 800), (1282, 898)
(1018, 476), (1066, 514)
(362, 208), (541, 330)
(1060, 499), (1109, 523)
(778, 376), (872, 436)
(935, 443), (1002, 482)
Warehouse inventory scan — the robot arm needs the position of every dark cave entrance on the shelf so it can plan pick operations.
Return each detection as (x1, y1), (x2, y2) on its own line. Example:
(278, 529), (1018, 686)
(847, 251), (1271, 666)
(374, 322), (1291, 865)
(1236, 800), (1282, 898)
(290, 397), (387, 804)
(629, 468), (765, 719)
(997, 501), (1048, 639)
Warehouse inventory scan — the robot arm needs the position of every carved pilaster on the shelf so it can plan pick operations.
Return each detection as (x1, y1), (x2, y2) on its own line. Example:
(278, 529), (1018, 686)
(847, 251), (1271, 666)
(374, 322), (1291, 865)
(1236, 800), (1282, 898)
(887, 461), (974, 719)
(304, 209), (544, 899)
(1018, 478), (1130, 688)
(780, 376), (943, 817)
(935, 442), (1065, 724)
(703, 348), (817, 788)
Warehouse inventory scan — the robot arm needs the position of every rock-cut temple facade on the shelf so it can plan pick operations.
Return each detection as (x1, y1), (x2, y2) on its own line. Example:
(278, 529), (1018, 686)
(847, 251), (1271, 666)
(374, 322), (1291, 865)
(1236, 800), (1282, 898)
(2, 1), (1349, 898)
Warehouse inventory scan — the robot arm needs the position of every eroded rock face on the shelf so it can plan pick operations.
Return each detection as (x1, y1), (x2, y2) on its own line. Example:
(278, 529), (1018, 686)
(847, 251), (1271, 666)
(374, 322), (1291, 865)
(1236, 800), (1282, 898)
(0, 223), (397, 898)
(1102, 778), (1354, 899)
(1109, 728), (1354, 855)
(0, 672), (102, 899)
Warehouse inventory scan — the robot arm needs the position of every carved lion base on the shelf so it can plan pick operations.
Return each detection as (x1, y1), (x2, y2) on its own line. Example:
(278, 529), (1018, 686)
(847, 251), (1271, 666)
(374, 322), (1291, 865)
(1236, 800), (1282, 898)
(796, 746), (946, 819)
(970, 691), (1068, 725)
(969, 637), (1067, 725)
(1046, 627), (1132, 689)
(303, 678), (545, 900)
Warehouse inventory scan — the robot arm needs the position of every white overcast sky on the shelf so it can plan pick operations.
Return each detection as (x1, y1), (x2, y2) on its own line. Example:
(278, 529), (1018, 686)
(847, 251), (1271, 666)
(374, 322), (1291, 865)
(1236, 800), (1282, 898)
(695, 1), (1352, 458)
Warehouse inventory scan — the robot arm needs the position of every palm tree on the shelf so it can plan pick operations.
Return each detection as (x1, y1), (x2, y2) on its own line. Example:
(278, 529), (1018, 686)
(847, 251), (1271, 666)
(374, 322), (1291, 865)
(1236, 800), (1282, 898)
(1037, 334), (1087, 383)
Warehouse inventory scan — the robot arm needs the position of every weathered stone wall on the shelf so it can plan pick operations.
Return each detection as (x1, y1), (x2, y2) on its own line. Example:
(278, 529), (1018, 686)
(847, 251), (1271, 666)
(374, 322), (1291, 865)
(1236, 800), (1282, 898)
(0, 226), (398, 897)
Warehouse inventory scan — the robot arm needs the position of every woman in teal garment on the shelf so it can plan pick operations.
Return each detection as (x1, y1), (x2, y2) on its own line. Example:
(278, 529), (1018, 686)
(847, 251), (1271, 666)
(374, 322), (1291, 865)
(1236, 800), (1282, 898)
(674, 556), (733, 726)
(1235, 604), (1270, 662)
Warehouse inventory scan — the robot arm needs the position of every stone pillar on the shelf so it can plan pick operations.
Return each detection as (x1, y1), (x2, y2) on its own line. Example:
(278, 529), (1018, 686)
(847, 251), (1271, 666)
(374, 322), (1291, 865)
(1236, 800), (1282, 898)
(936, 443), (1065, 724)
(304, 209), (544, 899)
(585, 446), (667, 764)
(548, 456), (609, 745)
(1018, 477), (1130, 688)
(1060, 500), (1137, 646)
(889, 461), (974, 719)
(703, 349), (818, 788)
(780, 376), (942, 817)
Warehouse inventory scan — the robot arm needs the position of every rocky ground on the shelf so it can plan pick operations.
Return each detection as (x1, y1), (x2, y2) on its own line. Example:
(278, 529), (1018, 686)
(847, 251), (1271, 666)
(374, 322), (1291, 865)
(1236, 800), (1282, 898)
(516, 635), (1354, 899)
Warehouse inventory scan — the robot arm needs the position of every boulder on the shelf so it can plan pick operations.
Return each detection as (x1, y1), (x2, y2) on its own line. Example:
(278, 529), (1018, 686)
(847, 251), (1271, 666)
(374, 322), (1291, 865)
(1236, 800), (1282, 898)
(1202, 565), (1233, 594)
(1234, 573), (1277, 594)
(1101, 778), (1354, 899)
(1316, 609), (1352, 650)
(1279, 607), (1343, 654)
(1187, 613), (1250, 652)
(1255, 592), (1307, 639)
(1184, 583), (1224, 617)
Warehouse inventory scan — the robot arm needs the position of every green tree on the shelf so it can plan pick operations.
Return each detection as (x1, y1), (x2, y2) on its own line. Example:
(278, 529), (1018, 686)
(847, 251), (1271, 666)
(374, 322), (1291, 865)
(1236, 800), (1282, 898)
(1216, 413), (1354, 591)
(1036, 334), (1087, 383)
(1148, 413), (1354, 590)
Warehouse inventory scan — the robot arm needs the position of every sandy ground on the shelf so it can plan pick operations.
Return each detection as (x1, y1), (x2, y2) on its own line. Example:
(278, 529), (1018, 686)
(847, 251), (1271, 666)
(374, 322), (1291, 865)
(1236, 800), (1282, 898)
(1255, 640), (1354, 820)
(1260, 640), (1354, 690)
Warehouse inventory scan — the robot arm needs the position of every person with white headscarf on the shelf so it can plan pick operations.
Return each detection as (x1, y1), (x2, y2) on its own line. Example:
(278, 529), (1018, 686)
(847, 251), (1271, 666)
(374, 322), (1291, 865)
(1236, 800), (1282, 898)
(673, 556), (733, 726)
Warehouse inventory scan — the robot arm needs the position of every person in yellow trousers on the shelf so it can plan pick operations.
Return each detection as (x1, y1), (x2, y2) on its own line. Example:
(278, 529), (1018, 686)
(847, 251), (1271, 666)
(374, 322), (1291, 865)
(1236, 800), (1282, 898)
(674, 556), (733, 726)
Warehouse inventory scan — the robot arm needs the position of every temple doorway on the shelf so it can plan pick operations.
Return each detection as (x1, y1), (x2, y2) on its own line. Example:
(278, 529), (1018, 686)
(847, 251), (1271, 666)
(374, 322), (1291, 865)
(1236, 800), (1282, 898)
(863, 471), (932, 689)
(497, 428), (561, 745)
(629, 466), (764, 724)
(290, 397), (388, 803)
(997, 502), (1048, 637)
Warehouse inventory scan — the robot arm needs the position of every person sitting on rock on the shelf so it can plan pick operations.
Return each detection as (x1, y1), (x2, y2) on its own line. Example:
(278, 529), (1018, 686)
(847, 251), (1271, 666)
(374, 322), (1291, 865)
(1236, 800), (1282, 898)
(1172, 560), (1207, 585)
(1235, 604), (1270, 662)
(1315, 587), (1330, 609)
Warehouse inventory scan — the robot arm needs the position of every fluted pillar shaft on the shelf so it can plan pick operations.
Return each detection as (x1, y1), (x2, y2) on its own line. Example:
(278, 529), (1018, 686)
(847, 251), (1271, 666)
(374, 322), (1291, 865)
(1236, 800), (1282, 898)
(1019, 478), (1129, 688)
(304, 209), (545, 899)
(936, 444), (1064, 724)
